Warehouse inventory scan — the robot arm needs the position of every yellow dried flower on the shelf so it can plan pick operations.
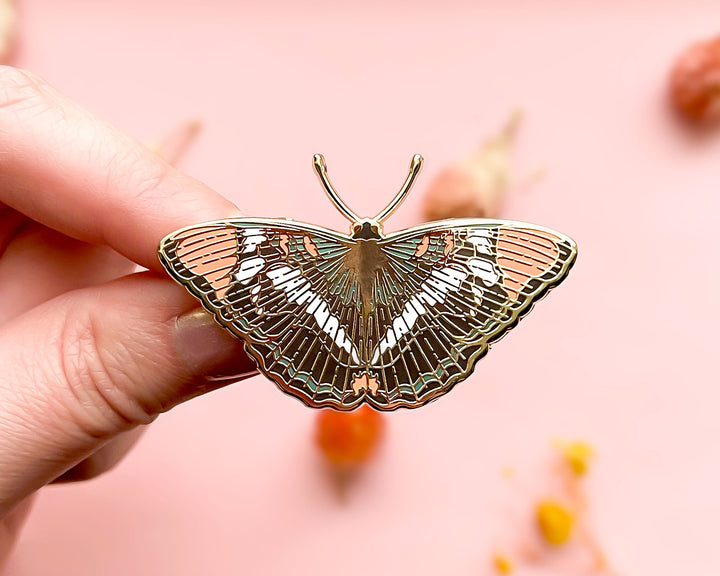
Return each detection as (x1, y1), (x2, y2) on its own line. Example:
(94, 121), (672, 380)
(492, 554), (514, 574)
(536, 500), (574, 545)
(557, 441), (594, 476)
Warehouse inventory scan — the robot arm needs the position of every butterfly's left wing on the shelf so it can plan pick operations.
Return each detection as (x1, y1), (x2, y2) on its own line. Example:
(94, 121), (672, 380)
(364, 219), (577, 410)
(158, 219), (370, 410)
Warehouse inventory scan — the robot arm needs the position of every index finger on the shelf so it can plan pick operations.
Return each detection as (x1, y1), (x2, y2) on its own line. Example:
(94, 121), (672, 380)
(0, 66), (240, 271)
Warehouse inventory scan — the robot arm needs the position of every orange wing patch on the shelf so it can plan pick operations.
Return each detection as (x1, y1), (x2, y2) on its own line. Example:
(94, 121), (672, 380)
(367, 375), (379, 395)
(352, 373), (380, 395)
(175, 226), (239, 301)
(303, 235), (319, 257)
(443, 232), (454, 256)
(496, 228), (560, 301)
(279, 233), (290, 256)
(414, 235), (430, 256)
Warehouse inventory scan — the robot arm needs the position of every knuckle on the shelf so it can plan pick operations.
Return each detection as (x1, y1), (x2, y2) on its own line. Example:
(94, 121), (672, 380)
(58, 307), (156, 438)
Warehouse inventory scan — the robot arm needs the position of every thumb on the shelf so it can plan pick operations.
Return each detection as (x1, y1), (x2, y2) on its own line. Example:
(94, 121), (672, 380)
(0, 272), (256, 518)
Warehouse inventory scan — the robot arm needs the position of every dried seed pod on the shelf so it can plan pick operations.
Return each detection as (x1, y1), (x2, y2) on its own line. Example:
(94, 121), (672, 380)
(422, 112), (521, 221)
(669, 35), (720, 124)
(0, 0), (17, 64)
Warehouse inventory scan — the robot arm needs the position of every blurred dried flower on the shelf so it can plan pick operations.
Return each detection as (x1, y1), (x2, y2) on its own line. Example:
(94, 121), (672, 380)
(148, 120), (203, 166)
(669, 35), (720, 124)
(422, 112), (521, 221)
(0, 0), (17, 63)
(489, 439), (616, 574)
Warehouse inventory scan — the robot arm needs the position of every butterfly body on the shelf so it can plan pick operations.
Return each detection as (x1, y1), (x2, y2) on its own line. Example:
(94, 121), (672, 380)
(159, 154), (576, 411)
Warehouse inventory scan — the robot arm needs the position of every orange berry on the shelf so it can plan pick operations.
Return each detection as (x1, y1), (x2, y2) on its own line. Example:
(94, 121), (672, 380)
(669, 35), (720, 123)
(315, 405), (385, 468)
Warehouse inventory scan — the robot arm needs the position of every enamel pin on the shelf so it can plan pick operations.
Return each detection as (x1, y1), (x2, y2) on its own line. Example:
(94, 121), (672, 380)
(159, 155), (577, 411)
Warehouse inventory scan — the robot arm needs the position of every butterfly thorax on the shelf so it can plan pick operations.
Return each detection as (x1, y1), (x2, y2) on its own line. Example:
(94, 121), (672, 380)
(351, 220), (382, 240)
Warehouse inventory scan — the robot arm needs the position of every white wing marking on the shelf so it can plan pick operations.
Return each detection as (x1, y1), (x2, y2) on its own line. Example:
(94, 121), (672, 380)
(235, 256), (265, 283)
(467, 230), (493, 255)
(266, 264), (360, 364)
(467, 257), (499, 285)
(371, 265), (468, 364)
(241, 230), (267, 253)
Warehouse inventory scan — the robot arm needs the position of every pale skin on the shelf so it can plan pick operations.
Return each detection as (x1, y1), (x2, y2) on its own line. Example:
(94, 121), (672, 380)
(0, 66), (258, 568)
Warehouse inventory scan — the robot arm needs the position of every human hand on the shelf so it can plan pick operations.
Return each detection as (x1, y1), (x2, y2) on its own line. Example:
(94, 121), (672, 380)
(0, 66), (257, 567)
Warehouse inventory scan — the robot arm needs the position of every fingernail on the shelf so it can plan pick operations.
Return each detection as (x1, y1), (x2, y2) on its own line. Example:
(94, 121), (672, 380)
(174, 309), (258, 380)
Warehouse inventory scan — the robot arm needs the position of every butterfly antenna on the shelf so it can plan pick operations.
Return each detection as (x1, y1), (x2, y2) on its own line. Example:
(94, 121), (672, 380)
(373, 154), (423, 223)
(313, 154), (362, 223)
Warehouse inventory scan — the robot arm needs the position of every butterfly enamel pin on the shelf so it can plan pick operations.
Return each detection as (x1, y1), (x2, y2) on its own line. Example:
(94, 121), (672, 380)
(159, 154), (577, 411)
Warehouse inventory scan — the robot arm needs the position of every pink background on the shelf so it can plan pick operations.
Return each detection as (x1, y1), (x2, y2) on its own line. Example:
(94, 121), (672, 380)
(7, 0), (720, 574)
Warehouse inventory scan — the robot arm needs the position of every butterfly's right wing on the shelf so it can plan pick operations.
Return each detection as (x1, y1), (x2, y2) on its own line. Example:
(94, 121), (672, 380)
(159, 219), (367, 410)
(363, 220), (577, 409)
